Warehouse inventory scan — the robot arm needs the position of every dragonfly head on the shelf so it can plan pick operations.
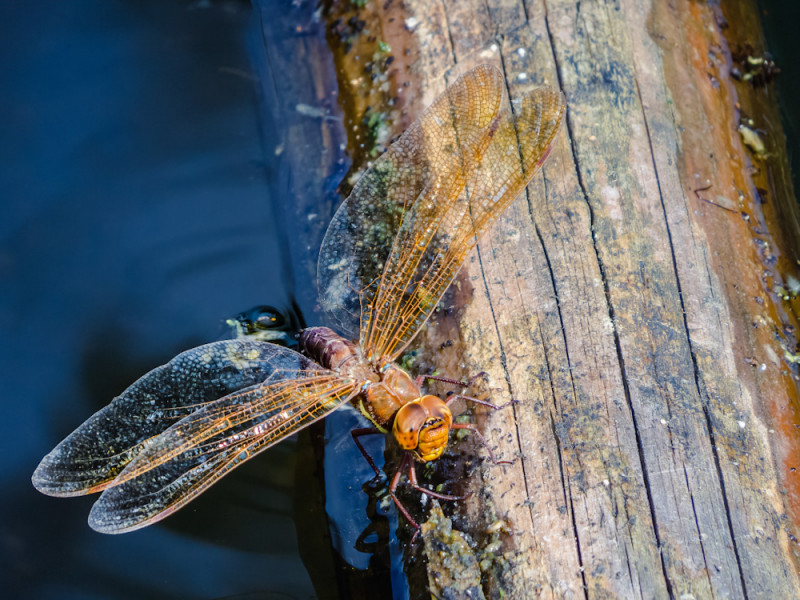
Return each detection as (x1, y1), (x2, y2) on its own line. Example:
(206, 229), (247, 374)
(392, 395), (453, 462)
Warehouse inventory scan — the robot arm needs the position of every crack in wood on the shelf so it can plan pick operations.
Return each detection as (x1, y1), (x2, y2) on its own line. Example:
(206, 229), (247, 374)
(632, 63), (751, 598)
(541, 5), (676, 596)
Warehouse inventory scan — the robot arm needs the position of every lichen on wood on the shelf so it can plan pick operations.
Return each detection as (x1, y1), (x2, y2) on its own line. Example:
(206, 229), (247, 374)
(421, 502), (485, 600)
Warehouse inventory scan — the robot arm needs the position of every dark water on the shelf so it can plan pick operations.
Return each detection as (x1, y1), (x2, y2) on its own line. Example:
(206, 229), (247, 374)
(0, 1), (330, 598)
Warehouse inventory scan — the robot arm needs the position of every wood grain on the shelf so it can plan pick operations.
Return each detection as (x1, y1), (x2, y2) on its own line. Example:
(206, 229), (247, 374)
(397, 0), (800, 597)
(257, 0), (800, 596)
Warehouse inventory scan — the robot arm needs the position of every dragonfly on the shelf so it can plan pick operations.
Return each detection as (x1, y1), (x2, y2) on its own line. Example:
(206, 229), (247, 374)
(32, 64), (565, 535)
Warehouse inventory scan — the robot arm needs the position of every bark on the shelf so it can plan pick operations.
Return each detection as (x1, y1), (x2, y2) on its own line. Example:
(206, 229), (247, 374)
(255, 0), (800, 597)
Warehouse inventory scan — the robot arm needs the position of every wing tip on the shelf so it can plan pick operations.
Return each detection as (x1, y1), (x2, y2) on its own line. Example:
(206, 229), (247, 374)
(88, 518), (140, 535)
(32, 450), (110, 497)
(88, 493), (175, 535)
(31, 463), (54, 495)
(89, 502), (141, 535)
(31, 454), (75, 497)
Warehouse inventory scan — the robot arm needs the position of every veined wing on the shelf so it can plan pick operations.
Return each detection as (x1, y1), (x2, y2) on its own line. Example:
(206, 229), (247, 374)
(317, 64), (506, 341)
(32, 340), (334, 497)
(362, 73), (565, 360)
(87, 371), (358, 533)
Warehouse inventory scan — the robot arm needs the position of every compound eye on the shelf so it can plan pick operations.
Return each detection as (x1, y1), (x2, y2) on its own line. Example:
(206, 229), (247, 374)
(418, 395), (453, 426)
(392, 402), (427, 450)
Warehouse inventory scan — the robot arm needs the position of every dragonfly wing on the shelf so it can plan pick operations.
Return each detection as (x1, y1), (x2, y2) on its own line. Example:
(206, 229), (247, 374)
(317, 64), (506, 339)
(362, 78), (565, 360)
(87, 373), (358, 533)
(32, 340), (324, 497)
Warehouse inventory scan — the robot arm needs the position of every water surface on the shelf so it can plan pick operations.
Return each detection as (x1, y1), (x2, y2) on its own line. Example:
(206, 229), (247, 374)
(1, 2), (321, 598)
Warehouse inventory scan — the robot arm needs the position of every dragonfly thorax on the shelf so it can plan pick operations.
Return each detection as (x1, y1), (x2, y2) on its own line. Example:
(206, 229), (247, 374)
(359, 362), (421, 428)
(298, 327), (426, 429)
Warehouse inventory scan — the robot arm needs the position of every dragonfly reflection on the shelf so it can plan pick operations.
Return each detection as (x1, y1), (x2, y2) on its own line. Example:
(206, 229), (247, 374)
(226, 304), (300, 347)
(32, 64), (565, 535)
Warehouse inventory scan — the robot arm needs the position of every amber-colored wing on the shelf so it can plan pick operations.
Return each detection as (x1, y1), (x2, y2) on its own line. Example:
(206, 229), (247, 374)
(319, 64), (565, 361)
(32, 340), (358, 532)
(364, 76), (564, 361)
(87, 370), (356, 533)
(318, 64), (506, 342)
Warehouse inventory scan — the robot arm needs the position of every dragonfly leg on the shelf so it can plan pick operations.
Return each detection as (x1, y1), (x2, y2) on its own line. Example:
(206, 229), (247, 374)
(388, 452), (468, 544)
(389, 452), (421, 540)
(415, 370), (489, 389)
(451, 422), (513, 465)
(445, 393), (518, 411)
(351, 427), (384, 477)
(416, 372), (518, 411)
(353, 432), (424, 542)
(406, 459), (464, 501)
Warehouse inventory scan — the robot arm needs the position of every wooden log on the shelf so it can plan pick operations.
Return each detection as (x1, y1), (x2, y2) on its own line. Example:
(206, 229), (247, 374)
(249, 0), (350, 315)
(257, 0), (800, 597)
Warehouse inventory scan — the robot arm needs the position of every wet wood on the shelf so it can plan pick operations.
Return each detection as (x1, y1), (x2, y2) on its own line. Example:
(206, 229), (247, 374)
(321, 0), (800, 598)
(250, 0), (350, 315)
(249, 3), (351, 598)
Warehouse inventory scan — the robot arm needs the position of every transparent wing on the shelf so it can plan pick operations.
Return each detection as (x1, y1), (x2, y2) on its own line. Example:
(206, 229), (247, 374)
(364, 85), (565, 360)
(87, 372), (358, 533)
(32, 340), (332, 497)
(321, 64), (564, 361)
(318, 64), (506, 340)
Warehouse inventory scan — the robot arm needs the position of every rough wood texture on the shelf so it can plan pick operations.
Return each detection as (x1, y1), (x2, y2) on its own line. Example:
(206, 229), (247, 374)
(320, 0), (800, 597)
(256, 0), (800, 597)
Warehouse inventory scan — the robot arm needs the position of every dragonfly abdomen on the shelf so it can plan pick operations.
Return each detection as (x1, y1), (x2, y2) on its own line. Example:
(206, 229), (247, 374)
(298, 326), (359, 372)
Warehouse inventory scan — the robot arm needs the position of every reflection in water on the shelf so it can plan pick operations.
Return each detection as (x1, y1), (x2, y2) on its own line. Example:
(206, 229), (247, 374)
(227, 303), (303, 347)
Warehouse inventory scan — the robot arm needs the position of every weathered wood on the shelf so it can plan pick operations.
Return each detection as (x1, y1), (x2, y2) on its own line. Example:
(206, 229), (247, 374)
(252, 0), (800, 597)
(318, 0), (800, 598)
